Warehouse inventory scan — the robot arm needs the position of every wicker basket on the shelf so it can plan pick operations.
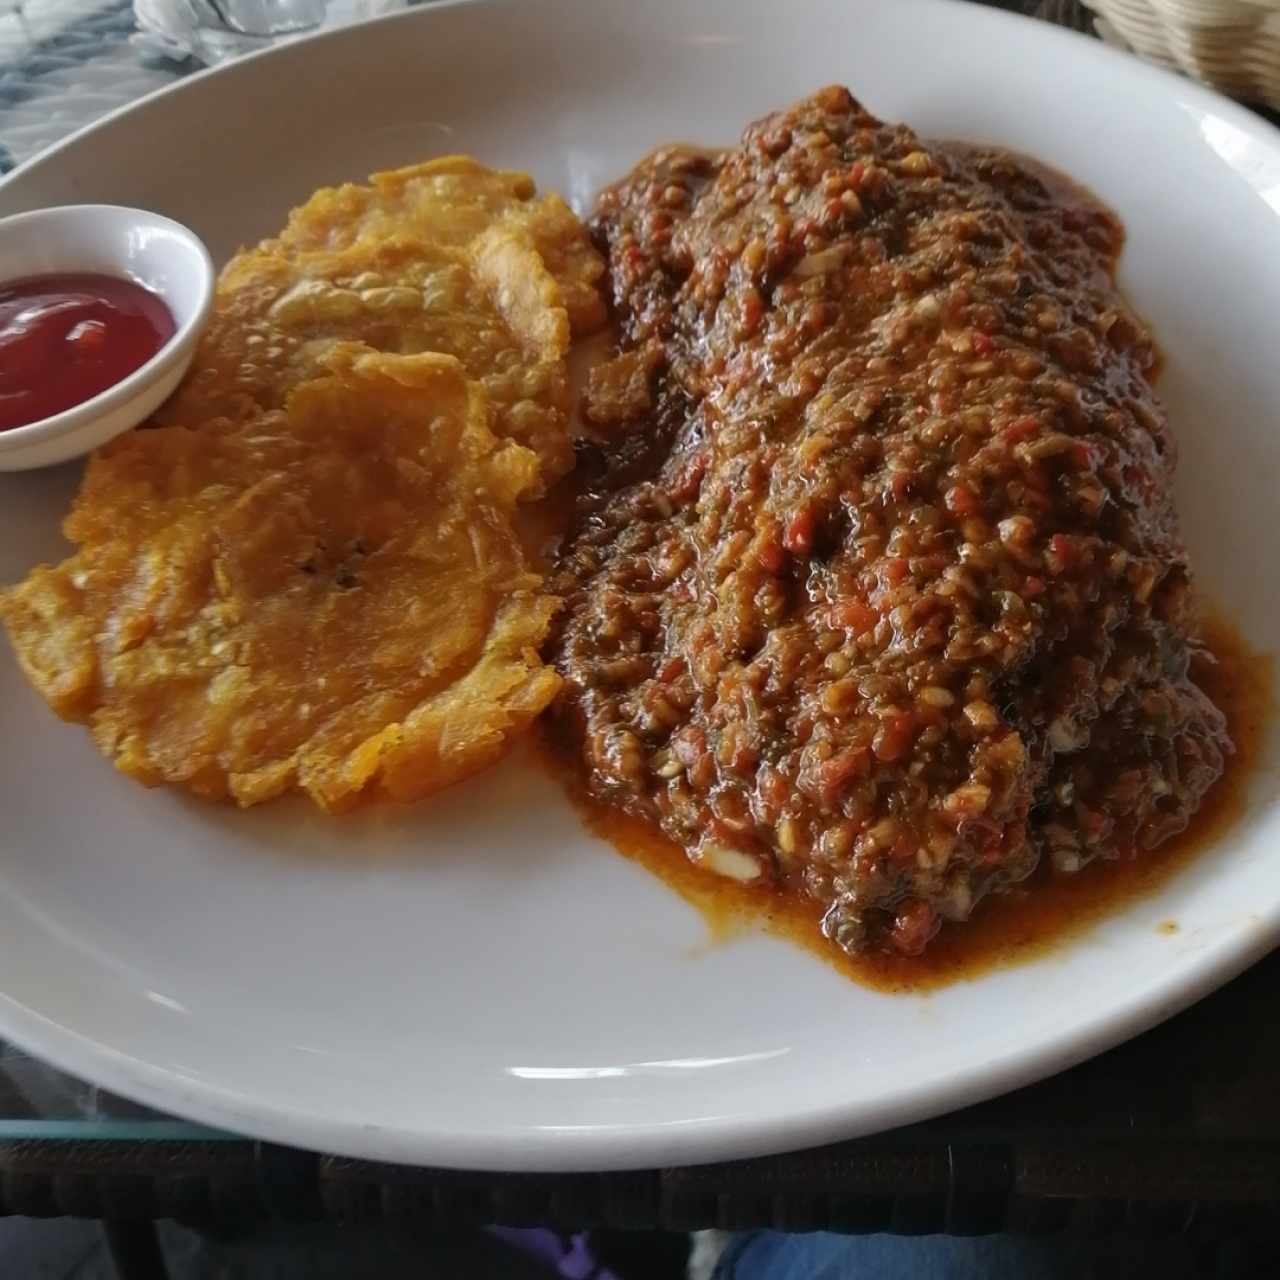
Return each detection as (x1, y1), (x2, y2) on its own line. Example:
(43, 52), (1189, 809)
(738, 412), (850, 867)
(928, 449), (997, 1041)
(1082, 0), (1280, 107)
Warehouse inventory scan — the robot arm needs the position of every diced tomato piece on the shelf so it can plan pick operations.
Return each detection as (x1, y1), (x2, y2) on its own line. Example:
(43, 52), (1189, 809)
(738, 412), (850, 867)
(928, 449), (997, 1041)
(889, 833), (918, 866)
(783, 509), (815, 556)
(873, 711), (916, 763)
(758, 536), (786, 574)
(827, 600), (877, 635)
(882, 557), (909, 586)
(1048, 533), (1078, 573)
(1002, 415), (1039, 443)
(671, 448), (709, 502)
(758, 764), (790, 810)
(890, 900), (939, 956)
(671, 728), (707, 767)
(658, 656), (686, 683)
(817, 747), (871, 792)
(958, 816), (1004, 859)
(945, 484), (980, 517)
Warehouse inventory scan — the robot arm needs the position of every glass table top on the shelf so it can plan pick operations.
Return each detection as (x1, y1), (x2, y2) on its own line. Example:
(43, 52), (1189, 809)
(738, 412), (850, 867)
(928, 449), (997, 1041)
(0, 1040), (230, 1140)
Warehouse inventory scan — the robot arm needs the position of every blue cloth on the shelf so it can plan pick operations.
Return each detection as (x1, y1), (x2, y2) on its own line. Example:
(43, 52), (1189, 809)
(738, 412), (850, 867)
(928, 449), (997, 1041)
(713, 1231), (1207, 1280)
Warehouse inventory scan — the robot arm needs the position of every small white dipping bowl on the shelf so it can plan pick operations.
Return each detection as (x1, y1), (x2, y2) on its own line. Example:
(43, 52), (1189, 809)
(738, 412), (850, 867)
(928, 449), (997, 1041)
(0, 204), (214, 471)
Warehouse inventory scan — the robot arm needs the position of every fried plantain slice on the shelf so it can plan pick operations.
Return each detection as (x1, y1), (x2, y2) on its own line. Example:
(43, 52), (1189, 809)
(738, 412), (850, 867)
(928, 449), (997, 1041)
(157, 233), (576, 484)
(268, 156), (606, 336)
(2, 348), (561, 812)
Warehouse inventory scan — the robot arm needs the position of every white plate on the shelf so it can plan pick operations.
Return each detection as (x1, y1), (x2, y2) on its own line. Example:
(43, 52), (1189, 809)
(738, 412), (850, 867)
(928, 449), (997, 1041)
(1, 0), (1278, 1172)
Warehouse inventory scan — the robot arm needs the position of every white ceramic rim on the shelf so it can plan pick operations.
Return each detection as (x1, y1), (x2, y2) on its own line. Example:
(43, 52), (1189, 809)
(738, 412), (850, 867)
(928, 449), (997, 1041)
(0, 205), (214, 453)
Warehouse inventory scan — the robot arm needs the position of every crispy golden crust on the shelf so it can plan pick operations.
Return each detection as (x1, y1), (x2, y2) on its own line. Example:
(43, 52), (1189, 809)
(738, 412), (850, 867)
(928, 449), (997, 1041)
(2, 349), (561, 812)
(157, 156), (603, 487)
(157, 233), (576, 484)
(269, 156), (607, 336)
(269, 157), (539, 254)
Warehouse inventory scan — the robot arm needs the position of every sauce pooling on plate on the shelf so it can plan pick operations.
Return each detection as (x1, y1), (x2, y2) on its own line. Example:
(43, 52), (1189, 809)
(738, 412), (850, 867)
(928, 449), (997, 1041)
(0, 273), (175, 432)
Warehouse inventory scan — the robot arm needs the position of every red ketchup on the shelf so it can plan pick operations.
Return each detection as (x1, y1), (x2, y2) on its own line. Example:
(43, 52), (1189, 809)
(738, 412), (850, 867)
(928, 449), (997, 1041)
(0, 273), (176, 432)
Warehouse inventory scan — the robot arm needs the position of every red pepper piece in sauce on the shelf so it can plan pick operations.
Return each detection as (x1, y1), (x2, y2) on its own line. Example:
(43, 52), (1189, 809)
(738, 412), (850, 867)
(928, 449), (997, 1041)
(958, 815), (1005, 861)
(1071, 441), (1097, 471)
(872, 711), (917, 763)
(1002, 415), (1040, 444)
(827, 600), (877, 636)
(783, 509), (815, 556)
(890, 900), (940, 956)
(670, 448), (709, 503)
(816, 747), (871, 799)
(757, 764), (791, 814)
(945, 484), (981, 517)
(1047, 533), (1079, 575)
(757, 535), (786, 574)
(881, 557), (909, 587)
(889, 470), (914, 503)
(657, 656), (686, 683)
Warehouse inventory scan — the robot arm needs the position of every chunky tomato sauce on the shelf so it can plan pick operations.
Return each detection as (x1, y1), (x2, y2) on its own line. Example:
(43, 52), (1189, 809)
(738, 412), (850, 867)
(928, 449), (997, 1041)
(550, 86), (1240, 959)
(541, 614), (1270, 992)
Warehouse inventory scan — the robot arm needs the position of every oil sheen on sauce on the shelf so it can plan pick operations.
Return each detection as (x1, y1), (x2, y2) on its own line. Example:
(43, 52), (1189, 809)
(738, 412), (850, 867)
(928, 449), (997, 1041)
(0, 272), (175, 432)
(543, 142), (1273, 993)
(540, 615), (1272, 993)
